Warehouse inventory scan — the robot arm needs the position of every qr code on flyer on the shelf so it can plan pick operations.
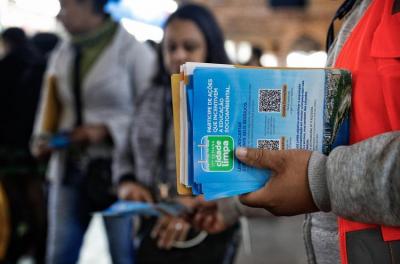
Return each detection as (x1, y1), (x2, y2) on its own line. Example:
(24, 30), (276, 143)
(257, 139), (280, 150)
(258, 89), (282, 113)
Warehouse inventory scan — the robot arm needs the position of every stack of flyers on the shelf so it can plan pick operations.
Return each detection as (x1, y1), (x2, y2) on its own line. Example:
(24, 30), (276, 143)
(172, 62), (352, 200)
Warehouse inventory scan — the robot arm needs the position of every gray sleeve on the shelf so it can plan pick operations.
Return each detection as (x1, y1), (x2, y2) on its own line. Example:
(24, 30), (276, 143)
(129, 41), (157, 104)
(308, 131), (400, 225)
(131, 87), (165, 187)
(218, 197), (272, 227)
(112, 40), (156, 183)
(112, 124), (135, 182)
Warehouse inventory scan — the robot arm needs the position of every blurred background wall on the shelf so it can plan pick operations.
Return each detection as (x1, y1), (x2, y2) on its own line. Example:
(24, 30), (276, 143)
(0, 0), (342, 67)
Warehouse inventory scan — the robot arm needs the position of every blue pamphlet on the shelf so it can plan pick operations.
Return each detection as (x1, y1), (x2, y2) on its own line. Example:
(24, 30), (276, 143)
(48, 131), (71, 149)
(101, 200), (189, 217)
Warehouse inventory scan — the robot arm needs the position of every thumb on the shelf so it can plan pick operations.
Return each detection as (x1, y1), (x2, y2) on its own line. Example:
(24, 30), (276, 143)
(141, 190), (154, 203)
(238, 187), (268, 208)
(235, 147), (283, 171)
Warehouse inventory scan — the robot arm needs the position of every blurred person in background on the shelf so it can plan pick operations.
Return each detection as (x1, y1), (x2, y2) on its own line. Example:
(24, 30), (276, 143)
(31, 32), (60, 62)
(0, 27), (47, 264)
(116, 4), (240, 264)
(246, 45), (263, 67)
(194, 0), (400, 263)
(31, 0), (156, 263)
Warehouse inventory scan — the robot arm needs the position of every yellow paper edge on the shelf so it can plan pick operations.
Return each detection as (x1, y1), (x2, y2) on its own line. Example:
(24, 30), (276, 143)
(42, 76), (60, 133)
(0, 183), (10, 260)
(171, 74), (192, 195)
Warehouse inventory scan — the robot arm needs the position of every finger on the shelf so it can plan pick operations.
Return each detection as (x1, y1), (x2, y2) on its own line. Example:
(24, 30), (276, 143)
(129, 190), (142, 201)
(129, 189), (150, 203)
(139, 190), (154, 203)
(151, 217), (169, 239)
(197, 200), (217, 212)
(118, 185), (131, 200)
(196, 195), (206, 202)
(177, 222), (190, 242)
(194, 201), (217, 219)
(192, 211), (205, 229)
(235, 147), (284, 171)
(71, 130), (87, 144)
(159, 220), (180, 249)
(118, 190), (128, 200)
(132, 193), (142, 201)
(87, 125), (108, 143)
(203, 215), (215, 231)
(34, 145), (52, 158)
(191, 210), (203, 229)
(213, 214), (227, 233)
(177, 197), (198, 208)
(192, 203), (218, 230)
(238, 187), (270, 208)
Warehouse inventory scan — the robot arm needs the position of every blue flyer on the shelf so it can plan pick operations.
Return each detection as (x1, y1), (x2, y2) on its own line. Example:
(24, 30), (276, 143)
(187, 66), (351, 199)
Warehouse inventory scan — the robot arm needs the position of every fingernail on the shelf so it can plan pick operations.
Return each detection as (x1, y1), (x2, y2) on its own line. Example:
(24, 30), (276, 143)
(236, 147), (247, 158)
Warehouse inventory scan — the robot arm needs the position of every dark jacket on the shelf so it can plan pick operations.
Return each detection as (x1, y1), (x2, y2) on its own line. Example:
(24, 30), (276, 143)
(0, 45), (45, 164)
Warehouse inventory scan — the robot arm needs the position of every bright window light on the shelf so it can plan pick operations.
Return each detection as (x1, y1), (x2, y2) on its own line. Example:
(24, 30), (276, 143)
(107, 0), (177, 26)
(225, 40), (236, 63)
(121, 18), (164, 42)
(124, 0), (178, 18)
(15, 0), (60, 17)
(2, 0), (176, 39)
(260, 53), (278, 67)
(1, 0), (59, 31)
(286, 51), (327, 67)
(237, 41), (252, 64)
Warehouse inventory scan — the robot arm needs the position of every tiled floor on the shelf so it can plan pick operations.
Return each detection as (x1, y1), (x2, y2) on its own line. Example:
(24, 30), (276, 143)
(78, 215), (112, 264)
(79, 214), (307, 264)
(235, 216), (307, 264)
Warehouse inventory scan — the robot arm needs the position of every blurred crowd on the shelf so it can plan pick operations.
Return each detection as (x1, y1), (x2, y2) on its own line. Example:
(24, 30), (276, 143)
(0, 26), (58, 263)
(0, 1), (268, 263)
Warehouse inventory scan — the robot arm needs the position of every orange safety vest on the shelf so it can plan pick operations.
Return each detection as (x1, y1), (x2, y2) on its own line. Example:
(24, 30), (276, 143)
(333, 0), (400, 263)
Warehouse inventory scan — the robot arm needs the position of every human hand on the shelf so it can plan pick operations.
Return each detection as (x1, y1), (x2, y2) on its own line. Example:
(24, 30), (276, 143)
(192, 197), (228, 234)
(236, 147), (318, 216)
(175, 196), (199, 209)
(151, 216), (190, 250)
(70, 124), (109, 145)
(31, 138), (53, 159)
(117, 181), (153, 203)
